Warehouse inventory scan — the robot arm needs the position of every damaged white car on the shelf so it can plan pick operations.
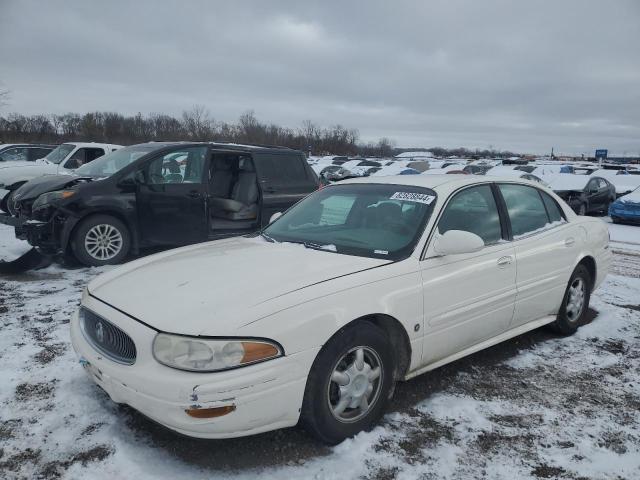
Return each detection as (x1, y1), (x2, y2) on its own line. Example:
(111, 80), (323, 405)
(71, 176), (612, 444)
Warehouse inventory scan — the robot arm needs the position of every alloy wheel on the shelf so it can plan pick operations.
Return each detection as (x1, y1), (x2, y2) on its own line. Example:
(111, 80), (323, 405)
(566, 277), (586, 322)
(84, 224), (123, 261)
(327, 346), (383, 423)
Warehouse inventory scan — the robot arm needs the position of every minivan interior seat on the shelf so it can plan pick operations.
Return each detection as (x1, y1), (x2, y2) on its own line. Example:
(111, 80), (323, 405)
(210, 157), (235, 198)
(211, 159), (259, 221)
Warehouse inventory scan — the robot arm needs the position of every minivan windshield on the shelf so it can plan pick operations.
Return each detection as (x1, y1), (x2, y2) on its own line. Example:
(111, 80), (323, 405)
(263, 183), (437, 260)
(75, 144), (157, 178)
(45, 144), (75, 164)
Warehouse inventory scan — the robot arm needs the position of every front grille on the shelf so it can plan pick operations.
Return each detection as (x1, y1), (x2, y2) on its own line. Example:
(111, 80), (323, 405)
(80, 307), (137, 364)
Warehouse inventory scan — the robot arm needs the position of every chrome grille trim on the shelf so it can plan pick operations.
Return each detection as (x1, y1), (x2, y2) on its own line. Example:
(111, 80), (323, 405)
(79, 307), (137, 365)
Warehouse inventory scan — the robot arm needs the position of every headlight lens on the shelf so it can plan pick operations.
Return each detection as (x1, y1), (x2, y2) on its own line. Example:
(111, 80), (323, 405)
(32, 190), (75, 211)
(152, 334), (282, 372)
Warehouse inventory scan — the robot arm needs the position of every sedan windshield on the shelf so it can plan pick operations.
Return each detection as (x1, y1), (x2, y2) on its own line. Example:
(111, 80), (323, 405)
(75, 144), (157, 178)
(45, 144), (75, 164)
(264, 183), (437, 260)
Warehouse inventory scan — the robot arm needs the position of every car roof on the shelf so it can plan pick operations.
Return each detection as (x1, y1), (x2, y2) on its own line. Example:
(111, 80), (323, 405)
(340, 173), (541, 191)
(133, 141), (297, 153)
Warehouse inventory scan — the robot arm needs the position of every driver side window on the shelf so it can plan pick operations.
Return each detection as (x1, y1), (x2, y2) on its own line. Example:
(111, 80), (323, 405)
(145, 147), (207, 185)
(438, 185), (502, 245)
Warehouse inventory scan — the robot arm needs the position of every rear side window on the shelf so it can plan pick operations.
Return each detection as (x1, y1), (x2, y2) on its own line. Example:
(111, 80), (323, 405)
(438, 185), (502, 245)
(499, 184), (554, 238)
(540, 192), (564, 223)
(257, 154), (310, 183)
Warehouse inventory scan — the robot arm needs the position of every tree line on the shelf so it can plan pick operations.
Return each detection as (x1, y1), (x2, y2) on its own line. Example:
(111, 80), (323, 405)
(0, 106), (517, 158)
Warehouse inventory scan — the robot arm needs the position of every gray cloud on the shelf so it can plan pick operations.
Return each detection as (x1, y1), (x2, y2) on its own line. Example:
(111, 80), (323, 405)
(1, 0), (639, 154)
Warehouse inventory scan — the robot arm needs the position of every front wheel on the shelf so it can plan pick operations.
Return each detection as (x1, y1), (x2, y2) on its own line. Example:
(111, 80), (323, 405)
(550, 264), (591, 335)
(71, 215), (131, 266)
(300, 322), (395, 445)
(1, 190), (17, 215)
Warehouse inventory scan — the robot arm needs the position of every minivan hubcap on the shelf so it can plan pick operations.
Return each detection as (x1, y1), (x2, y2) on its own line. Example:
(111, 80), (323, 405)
(85, 224), (123, 261)
(328, 346), (382, 423)
(566, 277), (586, 322)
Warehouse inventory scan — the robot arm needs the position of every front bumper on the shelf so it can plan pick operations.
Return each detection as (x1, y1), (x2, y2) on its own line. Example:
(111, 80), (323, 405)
(70, 293), (318, 439)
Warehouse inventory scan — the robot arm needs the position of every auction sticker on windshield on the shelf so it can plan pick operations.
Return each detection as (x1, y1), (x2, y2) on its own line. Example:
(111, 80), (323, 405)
(390, 192), (436, 204)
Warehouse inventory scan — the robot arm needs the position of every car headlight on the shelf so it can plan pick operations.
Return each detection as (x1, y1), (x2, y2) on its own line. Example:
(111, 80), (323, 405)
(32, 190), (75, 210)
(152, 333), (282, 372)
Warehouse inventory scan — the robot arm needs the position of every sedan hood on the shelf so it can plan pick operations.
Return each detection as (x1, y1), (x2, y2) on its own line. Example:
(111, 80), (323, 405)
(0, 163), (58, 187)
(89, 236), (390, 336)
(13, 175), (91, 203)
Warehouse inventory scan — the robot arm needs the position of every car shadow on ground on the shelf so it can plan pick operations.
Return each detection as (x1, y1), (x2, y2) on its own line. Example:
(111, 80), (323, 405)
(115, 308), (598, 471)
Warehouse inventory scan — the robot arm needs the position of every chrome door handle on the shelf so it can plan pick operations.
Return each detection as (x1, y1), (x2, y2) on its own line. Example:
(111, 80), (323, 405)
(497, 256), (513, 267)
(565, 237), (575, 247)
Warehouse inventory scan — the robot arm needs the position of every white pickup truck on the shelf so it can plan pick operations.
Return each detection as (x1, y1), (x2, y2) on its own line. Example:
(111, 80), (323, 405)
(0, 142), (121, 213)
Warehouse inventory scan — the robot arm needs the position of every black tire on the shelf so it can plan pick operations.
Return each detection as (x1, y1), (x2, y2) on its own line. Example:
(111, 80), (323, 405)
(549, 264), (591, 335)
(300, 322), (395, 445)
(1, 190), (16, 215)
(71, 215), (131, 267)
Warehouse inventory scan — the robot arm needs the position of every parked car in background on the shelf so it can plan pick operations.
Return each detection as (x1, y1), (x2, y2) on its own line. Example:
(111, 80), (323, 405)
(0, 142), (121, 214)
(542, 174), (616, 215)
(370, 165), (420, 176)
(340, 159), (382, 177)
(3, 142), (318, 266)
(484, 166), (546, 185)
(70, 175), (610, 444)
(609, 186), (640, 224)
(0, 144), (57, 164)
(463, 164), (493, 175)
(590, 169), (640, 197)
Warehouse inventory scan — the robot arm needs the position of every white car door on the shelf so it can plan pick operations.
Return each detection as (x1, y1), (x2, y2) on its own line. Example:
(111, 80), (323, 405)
(419, 184), (517, 366)
(496, 183), (580, 327)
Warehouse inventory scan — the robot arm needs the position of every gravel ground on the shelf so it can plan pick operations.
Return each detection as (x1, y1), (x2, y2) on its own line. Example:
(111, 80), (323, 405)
(0, 222), (639, 479)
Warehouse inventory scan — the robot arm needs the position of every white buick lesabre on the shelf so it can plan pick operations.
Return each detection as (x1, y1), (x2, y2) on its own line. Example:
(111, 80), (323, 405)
(71, 175), (612, 444)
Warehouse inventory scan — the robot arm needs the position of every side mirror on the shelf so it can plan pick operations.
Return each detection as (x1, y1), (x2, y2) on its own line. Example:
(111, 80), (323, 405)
(432, 230), (485, 256)
(269, 212), (283, 224)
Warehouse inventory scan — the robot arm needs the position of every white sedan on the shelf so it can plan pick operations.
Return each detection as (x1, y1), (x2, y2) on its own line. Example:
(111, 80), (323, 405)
(71, 175), (612, 444)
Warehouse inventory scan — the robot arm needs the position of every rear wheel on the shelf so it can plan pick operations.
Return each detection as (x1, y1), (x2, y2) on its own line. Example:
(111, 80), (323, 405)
(550, 265), (591, 335)
(301, 322), (395, 445)
(71, 215), (131, 266)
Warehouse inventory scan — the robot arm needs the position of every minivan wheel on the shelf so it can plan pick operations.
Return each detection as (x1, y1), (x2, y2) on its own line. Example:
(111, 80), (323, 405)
(1, 190), (16, 215)
(549, 265), (591, 335)
(71, 215), (131, 267)
(301, 322), (395, 445)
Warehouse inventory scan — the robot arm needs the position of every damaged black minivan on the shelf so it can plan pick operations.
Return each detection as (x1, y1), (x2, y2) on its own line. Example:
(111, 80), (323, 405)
(4, 142), (318, 266)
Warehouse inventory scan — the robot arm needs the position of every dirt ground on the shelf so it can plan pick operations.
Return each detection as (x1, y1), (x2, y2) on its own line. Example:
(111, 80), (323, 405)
(1, 227), (639, 479)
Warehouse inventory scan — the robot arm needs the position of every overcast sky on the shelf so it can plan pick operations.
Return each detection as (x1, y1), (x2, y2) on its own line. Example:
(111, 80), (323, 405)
(1, 0), (639, 155)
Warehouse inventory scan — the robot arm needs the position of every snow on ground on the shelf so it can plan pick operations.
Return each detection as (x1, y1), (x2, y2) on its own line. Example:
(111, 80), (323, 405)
(0, 226), (31, 262)
(1, 221), (640, 480)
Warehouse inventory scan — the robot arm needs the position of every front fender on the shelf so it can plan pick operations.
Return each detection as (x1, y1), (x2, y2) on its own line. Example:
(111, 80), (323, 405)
(235, 259), (424, 374)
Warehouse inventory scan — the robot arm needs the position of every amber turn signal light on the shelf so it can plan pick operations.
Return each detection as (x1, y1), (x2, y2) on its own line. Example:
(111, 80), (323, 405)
(241, 342), (279, 363)
(185, 405), (236, 418)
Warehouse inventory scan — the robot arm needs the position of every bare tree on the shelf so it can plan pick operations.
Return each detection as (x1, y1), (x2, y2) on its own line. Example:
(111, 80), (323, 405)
(0, 88), (10, 109)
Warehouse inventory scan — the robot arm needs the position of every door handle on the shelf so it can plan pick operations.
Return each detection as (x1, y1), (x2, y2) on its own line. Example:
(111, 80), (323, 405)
(497, 256), (513, 267)
(565, 237), (575, 247)
(264, 187), (276, 194)
(187, 191), (202, 199)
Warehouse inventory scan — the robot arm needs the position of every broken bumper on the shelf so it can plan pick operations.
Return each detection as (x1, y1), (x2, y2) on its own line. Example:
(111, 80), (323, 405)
(70, 292), (317, 439)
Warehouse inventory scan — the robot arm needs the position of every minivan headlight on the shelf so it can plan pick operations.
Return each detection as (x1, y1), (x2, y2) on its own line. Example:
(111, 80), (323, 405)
(152, 333), (282, 372)
(32, 190), (75, 210)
